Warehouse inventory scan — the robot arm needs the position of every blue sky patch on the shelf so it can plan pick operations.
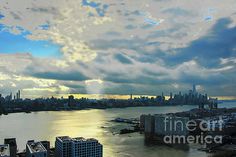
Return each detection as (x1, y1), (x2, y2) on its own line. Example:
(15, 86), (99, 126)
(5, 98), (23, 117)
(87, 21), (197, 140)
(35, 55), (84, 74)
(0, 14), (4, 19)
(0, 28), (61, 58)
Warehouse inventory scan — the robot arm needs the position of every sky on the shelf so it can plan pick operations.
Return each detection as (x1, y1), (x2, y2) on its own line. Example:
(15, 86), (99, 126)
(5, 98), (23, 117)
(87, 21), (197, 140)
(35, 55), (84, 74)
(0, 0), (236, 99)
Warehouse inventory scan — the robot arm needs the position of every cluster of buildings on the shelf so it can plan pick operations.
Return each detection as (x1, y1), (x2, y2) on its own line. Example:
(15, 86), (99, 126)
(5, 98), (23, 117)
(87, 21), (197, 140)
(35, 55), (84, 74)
(165, 85), (216, 106)
(1, 90), (21, 102)
(0, 85), (218, 115)
(0, 137), (103, 157)
(140, 107), (236, 151)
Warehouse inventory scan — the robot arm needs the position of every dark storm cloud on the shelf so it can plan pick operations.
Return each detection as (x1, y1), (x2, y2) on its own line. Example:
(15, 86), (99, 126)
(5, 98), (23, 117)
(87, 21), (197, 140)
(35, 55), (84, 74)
(162, 7), (194, 16)
(114, 53), (133, 64)
(10, 11), (21, 20)
(90, 38), (144, 50)
(166, 18), (236, 67)
(104, 72), (171, 85)
(62, 83), (87, 93)
(32, 71), (89, 81)
(125, 24), (137, 30)
(0, 14), (4, 19)
(105, 31), (121, 36)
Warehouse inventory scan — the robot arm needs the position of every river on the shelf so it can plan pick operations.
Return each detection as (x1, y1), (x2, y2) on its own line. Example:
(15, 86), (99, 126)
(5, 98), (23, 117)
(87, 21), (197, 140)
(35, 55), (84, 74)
(0, 102), (236, 157)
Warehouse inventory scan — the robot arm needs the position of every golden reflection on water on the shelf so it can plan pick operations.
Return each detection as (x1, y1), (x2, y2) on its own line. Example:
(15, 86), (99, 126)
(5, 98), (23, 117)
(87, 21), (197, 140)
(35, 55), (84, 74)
(0, 106), (215, 157)
(46, 110), (116, 156)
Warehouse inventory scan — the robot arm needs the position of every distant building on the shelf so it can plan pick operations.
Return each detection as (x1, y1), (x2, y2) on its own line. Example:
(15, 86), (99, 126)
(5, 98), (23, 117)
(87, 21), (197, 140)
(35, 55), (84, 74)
(55, 136), (103, 157)
(193, 84), (196, 93)
(4, 138), (17, 157)
(26, 141), (47, 157)
(68, 95), (75, 108)
(170, 92), (173, 100)
(16, 90), (21, 100)
(0, 144), (10, 157)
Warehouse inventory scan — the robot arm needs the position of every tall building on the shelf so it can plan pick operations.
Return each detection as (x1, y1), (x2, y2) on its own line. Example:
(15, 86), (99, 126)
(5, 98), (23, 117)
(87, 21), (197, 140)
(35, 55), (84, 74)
(4, 138), (17, 157)
(16, 90), (21, 100)
(26, 141), (47, 157)
(0, 144), (10, 157)
(55, 136), (103, 157)
(68, 95), (75, 108)
(193, 84), (196, 93)
(18, 90), (21, 99)
(170, 92), (173, 100)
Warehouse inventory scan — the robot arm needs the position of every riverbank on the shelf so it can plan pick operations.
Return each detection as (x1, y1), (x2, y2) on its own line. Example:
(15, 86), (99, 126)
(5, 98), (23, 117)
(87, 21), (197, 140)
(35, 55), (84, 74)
(0, 104), (199, 116)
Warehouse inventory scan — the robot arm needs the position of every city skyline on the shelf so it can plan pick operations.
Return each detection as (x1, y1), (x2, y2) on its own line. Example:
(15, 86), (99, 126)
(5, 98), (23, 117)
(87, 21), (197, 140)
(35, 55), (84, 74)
(1, 0), (236, 98)
(0, 84), (234, 100)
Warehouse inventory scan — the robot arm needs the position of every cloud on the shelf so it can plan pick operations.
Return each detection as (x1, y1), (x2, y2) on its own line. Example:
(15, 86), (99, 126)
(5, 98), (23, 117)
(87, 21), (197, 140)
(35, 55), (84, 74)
(114, 53), (133, 64)
(167, 18), (236, 67)
(32, 71), (89, 81)
(1, 0), (236, 97)
(162, 7), (194, 16)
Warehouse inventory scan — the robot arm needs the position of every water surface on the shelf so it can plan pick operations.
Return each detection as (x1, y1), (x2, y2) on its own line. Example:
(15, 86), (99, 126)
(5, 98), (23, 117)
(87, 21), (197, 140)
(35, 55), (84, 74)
(1, 102), (235, 157)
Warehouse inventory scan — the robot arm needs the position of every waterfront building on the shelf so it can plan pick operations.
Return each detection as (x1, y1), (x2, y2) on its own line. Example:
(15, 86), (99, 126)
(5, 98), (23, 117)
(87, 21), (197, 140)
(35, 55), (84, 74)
(55, 136), (72, 157)
(154, 115), (189, 136)
(0, 144), (10, 157)
(144, 115), (155, 134)
(140, 115), (146, 131)
(71, 137), (103, 157)
(26, 141), (47, 157)
(4, 138), (17, 157)
(141, 114), (189, 137)
(55, 136), (103, 157)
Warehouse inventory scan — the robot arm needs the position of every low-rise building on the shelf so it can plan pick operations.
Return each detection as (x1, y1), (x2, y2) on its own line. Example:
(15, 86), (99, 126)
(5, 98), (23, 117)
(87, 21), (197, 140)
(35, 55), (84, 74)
(71, 137), (102, 157)
(26, 141), (47, 157)
(4, 138), (17, 157)
(0, 144), (10, 157)
(154, 115), (189, 136)
(141, 114), (189, 136)
(55, 136), (72, 157)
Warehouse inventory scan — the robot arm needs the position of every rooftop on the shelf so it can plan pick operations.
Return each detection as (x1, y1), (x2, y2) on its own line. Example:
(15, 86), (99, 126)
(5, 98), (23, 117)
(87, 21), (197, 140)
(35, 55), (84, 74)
(56, 136), (72, 142)
(0, 144), (10, 156)
(4, 138), (17, 146)
(27, 142), (46, 153)
(56, 136), (100, 143)
(72, 137), (98, 143)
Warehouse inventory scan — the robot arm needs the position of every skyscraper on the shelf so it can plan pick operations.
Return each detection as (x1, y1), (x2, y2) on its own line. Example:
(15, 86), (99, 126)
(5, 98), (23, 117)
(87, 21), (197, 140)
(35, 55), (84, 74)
(68, 95), (75, 108)
(193, 84), (196, 93)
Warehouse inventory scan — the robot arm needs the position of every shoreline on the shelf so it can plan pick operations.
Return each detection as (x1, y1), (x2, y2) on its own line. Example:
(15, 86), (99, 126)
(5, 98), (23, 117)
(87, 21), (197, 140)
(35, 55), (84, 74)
(0, 104), (197, 116)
